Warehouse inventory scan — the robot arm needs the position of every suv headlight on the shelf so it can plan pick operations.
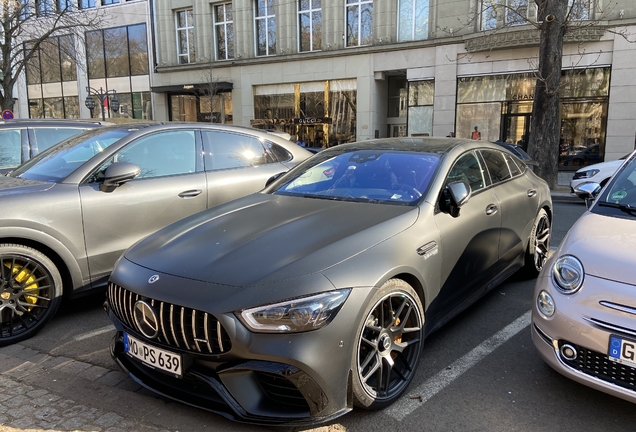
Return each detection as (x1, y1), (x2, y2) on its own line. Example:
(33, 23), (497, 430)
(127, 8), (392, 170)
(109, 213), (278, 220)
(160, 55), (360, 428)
(552, 255), (584, 294)
(238, 289), (351, 333)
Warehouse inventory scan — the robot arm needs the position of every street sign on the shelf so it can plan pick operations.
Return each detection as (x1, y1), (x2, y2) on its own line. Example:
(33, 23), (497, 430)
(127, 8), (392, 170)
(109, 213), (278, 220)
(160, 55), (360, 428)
(2, 110), (14, 120)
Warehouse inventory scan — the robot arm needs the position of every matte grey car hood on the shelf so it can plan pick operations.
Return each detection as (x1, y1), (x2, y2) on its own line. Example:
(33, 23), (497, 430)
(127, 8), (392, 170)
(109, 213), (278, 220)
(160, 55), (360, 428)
(558, 210), (636, 286)
(124, 193), (419, 287)
(0, 176), (54, 196)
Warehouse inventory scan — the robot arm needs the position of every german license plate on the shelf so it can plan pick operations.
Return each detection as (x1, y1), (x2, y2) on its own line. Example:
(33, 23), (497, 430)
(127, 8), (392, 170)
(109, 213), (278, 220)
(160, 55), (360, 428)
(608, 335), (636, 368)
(124, 333), (182, 377)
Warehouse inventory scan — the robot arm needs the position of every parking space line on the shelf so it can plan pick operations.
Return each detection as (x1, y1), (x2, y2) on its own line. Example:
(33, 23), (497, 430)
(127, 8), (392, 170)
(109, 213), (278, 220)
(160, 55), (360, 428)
(386, 310), (531, 420)
(74, 325), (116, 341)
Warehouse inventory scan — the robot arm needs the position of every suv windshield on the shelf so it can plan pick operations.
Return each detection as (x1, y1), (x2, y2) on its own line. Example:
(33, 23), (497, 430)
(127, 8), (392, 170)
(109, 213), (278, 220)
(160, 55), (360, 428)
(10, 129), (131, 182)
(593, 153), (636, 218)
(272, 150), (440, 204)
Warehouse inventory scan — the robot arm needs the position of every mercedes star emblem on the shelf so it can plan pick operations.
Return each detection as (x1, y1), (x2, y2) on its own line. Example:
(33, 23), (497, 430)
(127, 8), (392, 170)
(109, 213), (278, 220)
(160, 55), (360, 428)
(148, 275), (160, 284)
(133, 300), (159, 339)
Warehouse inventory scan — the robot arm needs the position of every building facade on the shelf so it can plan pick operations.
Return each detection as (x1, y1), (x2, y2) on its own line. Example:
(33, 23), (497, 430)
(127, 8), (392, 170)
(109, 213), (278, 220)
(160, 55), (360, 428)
(15, 0), (152, 123)
(16, 0), (636, 169)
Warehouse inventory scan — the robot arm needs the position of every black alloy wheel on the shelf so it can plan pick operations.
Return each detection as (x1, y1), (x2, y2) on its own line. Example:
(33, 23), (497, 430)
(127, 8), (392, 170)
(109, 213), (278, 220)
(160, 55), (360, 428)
(352, 279), (424, 409)
(525, 208), (551, 277)
(0, 244), (63, 346)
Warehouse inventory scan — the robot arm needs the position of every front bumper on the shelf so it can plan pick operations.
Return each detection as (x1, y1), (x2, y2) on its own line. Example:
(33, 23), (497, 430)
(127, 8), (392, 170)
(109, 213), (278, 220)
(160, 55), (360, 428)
(105, 262), (375, 426)
(531, 272), (636, 403)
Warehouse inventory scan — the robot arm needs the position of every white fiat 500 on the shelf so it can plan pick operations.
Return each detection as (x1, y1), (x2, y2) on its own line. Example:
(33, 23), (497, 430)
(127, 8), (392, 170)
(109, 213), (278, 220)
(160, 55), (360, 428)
(533, 150), (636, 403)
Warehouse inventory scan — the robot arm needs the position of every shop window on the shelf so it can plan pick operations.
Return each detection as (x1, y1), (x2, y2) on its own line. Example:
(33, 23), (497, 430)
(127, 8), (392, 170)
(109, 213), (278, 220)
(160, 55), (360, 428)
(398, 0), (428, 42)
(214, 3), (234, 60)
(299, 0), (322, 52)
(255, 0), (276, 56)
(346, 0), (373, 47)
(176, 8), (195, 64)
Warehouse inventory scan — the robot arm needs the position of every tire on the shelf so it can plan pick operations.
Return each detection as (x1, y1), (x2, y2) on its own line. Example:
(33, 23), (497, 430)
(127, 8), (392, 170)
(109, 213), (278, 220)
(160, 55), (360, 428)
(0, 244), (63, 346)
(352, 279), (424, 410)
(524, 209), (551, 278)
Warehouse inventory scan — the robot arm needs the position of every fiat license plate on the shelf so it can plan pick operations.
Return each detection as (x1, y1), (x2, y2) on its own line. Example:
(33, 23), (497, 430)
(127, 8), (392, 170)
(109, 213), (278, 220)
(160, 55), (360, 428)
(608, 335), (636, 368)
(124, 333), (182, 377)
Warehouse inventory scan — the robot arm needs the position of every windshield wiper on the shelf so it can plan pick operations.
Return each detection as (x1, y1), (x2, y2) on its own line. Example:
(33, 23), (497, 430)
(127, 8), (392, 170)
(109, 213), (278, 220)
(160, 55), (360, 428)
(598, 201), (636, 216)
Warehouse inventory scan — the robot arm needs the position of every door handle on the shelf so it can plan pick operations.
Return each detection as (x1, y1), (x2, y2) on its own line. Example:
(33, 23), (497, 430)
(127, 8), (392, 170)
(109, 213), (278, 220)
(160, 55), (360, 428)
(178, 189), (203, 199)
(527, 189), (537, 198)
(485, 204), (498, 215)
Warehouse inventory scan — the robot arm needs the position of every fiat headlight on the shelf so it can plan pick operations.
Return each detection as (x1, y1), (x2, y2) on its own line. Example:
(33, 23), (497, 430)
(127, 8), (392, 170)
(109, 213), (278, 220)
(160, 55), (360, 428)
(238, 289), (351, 333)
(552, 255), (584, 294)
(537, 290), (555, 317)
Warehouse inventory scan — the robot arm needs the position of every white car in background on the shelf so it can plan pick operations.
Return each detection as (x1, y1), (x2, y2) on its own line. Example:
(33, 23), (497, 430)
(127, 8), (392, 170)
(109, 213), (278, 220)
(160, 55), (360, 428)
(570, 155), (629, 199)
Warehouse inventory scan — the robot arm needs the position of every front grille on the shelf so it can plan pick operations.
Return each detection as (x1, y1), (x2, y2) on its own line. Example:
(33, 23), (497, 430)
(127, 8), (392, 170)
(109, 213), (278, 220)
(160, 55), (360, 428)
(559, 341), (636, 392)
(255, 371), (310, 410)
(108, 282), (231, 355)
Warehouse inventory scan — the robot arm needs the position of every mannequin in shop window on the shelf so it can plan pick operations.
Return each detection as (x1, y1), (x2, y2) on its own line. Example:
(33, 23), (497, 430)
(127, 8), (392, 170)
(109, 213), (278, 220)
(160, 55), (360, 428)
(471, 126), (481, 140)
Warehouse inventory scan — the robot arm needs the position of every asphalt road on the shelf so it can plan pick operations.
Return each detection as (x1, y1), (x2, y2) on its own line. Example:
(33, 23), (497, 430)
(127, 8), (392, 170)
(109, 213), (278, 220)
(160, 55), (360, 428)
(4, 200), (632, 432)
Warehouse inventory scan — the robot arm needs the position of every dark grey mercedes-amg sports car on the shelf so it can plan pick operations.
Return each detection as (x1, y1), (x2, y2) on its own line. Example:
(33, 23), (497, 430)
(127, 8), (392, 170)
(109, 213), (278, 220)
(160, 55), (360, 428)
(106, 137), (552, 426)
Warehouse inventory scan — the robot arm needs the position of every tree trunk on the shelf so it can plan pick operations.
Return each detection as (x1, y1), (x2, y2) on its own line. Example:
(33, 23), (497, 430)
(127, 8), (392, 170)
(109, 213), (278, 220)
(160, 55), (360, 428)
(527, 0), (568, 189)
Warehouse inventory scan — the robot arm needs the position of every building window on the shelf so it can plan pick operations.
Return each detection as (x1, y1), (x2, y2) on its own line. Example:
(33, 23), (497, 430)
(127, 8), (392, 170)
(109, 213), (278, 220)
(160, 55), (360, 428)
(214, 3), (234, 60)
(79, 0), (95, 8)
(36, 0), (53, 17)
(57, 0), (73, 12)
(26, 35), (77, 85)
(346, 0), (372, 47)
(102, 0), (120, 5)
(86, 24), (149, 79)
(299, 0), (322, 52)
(176, 9), (195, 64)
(408, 80), (434, 136)
(255, 0), (276, 56)
(480, 0), (498, 30)
(569, 0), (591, 20)
(505, 0), (529, 26)
(398, 0), (428, 42)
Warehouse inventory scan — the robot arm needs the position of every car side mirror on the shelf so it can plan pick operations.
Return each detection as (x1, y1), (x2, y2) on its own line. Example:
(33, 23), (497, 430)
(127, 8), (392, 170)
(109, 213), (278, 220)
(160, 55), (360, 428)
(573, 182), (601, 208)
(265, 171), (287, 188)
(445, 180), (471, 217)
(100, 162), (141, 192)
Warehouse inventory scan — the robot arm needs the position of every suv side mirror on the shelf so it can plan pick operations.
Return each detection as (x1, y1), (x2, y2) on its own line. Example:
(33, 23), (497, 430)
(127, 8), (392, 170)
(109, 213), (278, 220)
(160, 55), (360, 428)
(100, 162), (141, 192)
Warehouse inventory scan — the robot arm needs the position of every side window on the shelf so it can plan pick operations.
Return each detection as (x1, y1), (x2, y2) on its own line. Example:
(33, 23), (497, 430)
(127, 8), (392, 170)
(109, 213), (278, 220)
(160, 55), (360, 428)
(264, 141), (292, 162)
(115, 130), (197, 179)
(32, 127), (86, 154)
(504, 153), (522, 177)
(481, 150), (511, 185)
(0, 129), (23, 169)
(446, 151), (486, 193)
(202, 131), (273, 170)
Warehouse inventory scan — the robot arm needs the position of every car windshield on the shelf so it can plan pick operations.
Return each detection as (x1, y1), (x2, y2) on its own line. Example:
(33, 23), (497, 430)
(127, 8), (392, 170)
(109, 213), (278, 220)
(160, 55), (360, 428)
(10, 129), (132, 182)
(593, 154), (636, 218)
(272, 150), (440, 204)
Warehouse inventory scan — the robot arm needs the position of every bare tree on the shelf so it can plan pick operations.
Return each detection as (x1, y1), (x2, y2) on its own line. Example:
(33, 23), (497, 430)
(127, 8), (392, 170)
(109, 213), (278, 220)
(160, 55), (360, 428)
(446, 0), (624, 188)
(0, 0), (106, 112)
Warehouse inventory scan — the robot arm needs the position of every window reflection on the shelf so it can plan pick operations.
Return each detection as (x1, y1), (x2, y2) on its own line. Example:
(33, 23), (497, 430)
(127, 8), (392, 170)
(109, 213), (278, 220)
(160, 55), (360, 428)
(105, 27), (129, 77)
(87, 24), (148, 79)
(346, 0), (373, 47)
(398, 0), (428, 42)
(255, 0), (276, 56)
(299, 0), (322, 51)
(215, 3), (234, 60)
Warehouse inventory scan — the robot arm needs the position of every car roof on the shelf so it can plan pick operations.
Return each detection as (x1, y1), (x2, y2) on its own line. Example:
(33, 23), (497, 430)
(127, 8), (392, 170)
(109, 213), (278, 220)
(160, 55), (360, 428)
(0, 118), (110, 128)
(320, 137), (497, 155)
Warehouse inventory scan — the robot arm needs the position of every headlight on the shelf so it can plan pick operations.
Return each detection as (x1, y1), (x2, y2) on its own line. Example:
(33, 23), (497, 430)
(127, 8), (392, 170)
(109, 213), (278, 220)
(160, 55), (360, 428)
(552, 255), (584, 294)
(576, 169), (600, 179)
(238, 289), (351, 333)
(537, 290), (555, 317)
